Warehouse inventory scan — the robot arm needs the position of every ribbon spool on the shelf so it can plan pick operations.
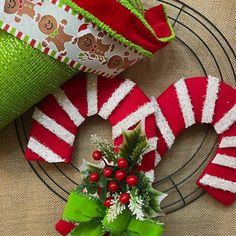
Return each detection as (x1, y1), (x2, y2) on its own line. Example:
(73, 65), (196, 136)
(0, 0), (175, 130)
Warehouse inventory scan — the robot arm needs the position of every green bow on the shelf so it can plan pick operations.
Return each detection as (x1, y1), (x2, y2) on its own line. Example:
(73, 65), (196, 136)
(62, 191), (164, 236)
(50, 29), (59, 38)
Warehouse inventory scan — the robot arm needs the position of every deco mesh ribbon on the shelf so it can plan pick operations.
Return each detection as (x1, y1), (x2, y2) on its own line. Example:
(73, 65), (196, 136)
(0, 0), (175, 129)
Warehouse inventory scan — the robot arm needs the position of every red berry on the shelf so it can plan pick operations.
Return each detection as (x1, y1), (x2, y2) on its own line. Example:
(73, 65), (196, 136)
(108, 181), (119, 192)
(89, 172), (99, 182)
(115, 170), (126, 181)
(126, 175), (138, 187)
(103, 167), (113, 178)
(92, 150), (102, 161)
(104, 197), (113, 207)
(117, 158), (128, 169)
(119, 193), (130, 204)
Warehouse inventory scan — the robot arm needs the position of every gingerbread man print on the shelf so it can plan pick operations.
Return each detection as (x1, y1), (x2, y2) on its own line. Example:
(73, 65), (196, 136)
(4, 0), (43, 23)
(77, 25), (114, 63)
(107, 52), (137, 73)
(38, 15), (76, 56)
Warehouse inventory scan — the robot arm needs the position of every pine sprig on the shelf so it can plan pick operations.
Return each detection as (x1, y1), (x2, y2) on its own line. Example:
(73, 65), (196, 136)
(91, 135), (119, 162)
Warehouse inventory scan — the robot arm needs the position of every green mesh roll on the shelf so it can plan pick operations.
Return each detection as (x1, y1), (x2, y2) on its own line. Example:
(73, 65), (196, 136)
(0, 30), (79, 129)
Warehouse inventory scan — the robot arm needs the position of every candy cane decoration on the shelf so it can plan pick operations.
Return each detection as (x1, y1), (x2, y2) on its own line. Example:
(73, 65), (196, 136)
(25, 74), (158, 175)
(153, 76), (236, 206)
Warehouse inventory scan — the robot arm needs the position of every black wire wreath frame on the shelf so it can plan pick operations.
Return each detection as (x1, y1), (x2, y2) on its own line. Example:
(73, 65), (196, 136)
(15, 0), (236, 215)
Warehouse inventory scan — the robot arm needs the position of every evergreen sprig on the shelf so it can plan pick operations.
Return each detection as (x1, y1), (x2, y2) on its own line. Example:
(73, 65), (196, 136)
(91, 135), (119, 163)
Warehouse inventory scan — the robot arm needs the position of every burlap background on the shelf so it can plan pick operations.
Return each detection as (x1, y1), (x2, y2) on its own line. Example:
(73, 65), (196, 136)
(0, 0), (235, 235)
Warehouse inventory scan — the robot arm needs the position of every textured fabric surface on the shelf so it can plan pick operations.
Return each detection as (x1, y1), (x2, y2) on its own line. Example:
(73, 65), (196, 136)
(0, 0), (235, 236)
(0, 30), (78, 129)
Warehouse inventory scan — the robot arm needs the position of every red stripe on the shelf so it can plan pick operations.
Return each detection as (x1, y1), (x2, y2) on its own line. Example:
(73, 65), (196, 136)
(3, 24), (10, 31)
(16, 31), (23, 39)
(57, 56), (62, 61)
(213, 82), (236, 125)
(185, 77), (208, 123)
(60, 74), (88, 117)
(51, 0), (57, 4)
(25, 148), (46, 162)
(39, 95), (78, 134)
(206, 163), (236, 182)
(97, 76), (124, 111)
(138, 151), (156, 172)
(197, 178), (235, 206)
(197, 159), (236, 206)
(144, 115), (157, 139)
(29, 122), (73, 163)
(108, 86), (150, 126)
(156, 128), (168, 157)
(64, 5), (70, 12)
(30, 39), (36, 47)
(44, 47), (50, 54)
(80, 66), (87, 71)
(157, 85), (185, 137)
(69, 60), (76, 67)
(78, 14), (83, 20)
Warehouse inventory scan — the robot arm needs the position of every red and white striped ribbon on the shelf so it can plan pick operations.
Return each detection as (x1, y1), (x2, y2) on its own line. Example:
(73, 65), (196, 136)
(25, 74), (158, 176)
(153, 76), (236, 206)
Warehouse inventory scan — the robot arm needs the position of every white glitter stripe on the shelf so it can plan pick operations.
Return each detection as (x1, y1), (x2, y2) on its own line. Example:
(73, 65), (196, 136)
(112, 101), (156, 139)
(152, 97), (175, 149)
(27, 137), (64, 163)
(143, 137), (158, 155)
(145, 170), (155, 182)
(98, 80), (136, 119)
(155, 151), (162, 166)
(53, 88), (85, 126)
(175, 79), (195, 128)
(199, 174), (236, 193)
(212, 154), (236, 169)
(219, 136), (236, 148)
(33, 108), (75, 146)
(87, 74), (98, 116)
(214, 104), (236, 134)
(202, 76), (220, 123)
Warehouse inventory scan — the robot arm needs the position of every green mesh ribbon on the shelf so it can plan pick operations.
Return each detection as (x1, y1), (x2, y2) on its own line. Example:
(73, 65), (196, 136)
(0, 30), (79, 129)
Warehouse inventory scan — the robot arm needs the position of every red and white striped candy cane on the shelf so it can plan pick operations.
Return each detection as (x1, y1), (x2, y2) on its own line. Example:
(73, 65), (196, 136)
(153, 76), (236, 206)
(25, 74), (158, 175)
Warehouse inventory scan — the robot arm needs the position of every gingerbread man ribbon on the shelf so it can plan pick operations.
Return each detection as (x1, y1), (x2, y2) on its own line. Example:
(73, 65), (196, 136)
(0, 0), (175, 78)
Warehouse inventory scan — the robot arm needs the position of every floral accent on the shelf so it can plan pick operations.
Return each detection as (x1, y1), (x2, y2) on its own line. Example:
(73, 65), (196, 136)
(57, 124), (166, 235)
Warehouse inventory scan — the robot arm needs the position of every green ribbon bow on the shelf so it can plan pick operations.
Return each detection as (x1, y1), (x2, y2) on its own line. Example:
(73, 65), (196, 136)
(50, 29), (59, 38)
(62, 191), (164, 236)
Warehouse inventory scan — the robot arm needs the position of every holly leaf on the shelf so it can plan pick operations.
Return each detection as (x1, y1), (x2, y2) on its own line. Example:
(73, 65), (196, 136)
(148, 187), (167, 215)
(119, 124), (149, 165)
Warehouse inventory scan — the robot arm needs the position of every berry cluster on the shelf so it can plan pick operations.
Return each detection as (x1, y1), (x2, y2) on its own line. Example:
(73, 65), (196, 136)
(89, 150), (138, 207)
